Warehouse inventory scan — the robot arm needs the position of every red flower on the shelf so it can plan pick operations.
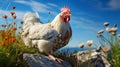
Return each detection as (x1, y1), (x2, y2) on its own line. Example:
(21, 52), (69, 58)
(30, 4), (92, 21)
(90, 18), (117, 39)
(11, 37), (16, 42)
(2, 15), (7, 19)
(13, 16), (17, 19)
(12, 27), (17, 31)
(10, 11), (15, 15)
(4, 36), (8, 40)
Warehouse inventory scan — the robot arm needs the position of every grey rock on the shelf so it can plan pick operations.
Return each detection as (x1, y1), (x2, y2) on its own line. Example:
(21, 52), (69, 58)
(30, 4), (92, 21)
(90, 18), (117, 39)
(23, 53), (72, 67)
(73, 46), (111, 67)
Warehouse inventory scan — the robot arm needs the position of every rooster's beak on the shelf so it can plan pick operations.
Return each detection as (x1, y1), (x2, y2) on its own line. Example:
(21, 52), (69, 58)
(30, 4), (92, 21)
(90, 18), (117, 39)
(67, 14), (72, 16)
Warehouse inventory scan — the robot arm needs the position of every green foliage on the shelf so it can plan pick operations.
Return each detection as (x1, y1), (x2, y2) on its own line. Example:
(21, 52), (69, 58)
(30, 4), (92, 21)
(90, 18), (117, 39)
(0, 6), (40, 67)
(107, 40), (120, 67)
(97, 23), (120, 67)
(0, 37), (39, 67)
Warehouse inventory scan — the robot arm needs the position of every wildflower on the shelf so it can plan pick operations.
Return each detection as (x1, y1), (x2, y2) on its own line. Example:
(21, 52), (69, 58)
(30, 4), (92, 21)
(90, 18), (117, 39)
(12, 27), (17, 31)
(12, 6), (16, 9)
(103, 46), (110, 52)
(79, 43), (84, 48)
(86, 40), (93, 47)
(97, 30), (104, 36)
(8, 32), (12, 35)
(11, 37), (16, 42)
(97, 33), (102, 37)
(2, 15), (7, 19)
(4, 36), (8, 40)
(111, 27), (118, 32)
(20, 21), (24, 24)
(13, 16), (17, 19)
(103, 22), (109, 27)
(14, 22), (16, 25)
(110, 27), (118, 36)
(99, 30), (104, 33)
(106, 27), (112, 33)
(18, 32), (21, 35)
(2, 24), (6, 27)
(111, 32), (116, 36)
(10, 11), (15, 15)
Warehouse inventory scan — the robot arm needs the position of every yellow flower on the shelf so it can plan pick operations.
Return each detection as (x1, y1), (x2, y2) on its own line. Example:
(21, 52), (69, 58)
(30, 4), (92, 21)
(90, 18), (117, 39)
(86, 40), (93, 47)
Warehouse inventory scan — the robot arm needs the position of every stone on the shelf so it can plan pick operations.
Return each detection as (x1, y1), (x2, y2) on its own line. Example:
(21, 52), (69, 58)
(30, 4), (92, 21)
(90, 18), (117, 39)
(73, 46), (111, 67)
(23, 53), (72, 67)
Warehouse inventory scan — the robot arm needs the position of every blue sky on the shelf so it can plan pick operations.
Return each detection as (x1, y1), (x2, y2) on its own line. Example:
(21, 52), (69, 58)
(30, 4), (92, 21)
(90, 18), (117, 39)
(0, 0), (120, 48)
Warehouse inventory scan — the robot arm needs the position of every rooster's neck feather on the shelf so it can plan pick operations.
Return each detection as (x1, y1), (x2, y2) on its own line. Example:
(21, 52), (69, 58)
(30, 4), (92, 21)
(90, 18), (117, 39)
(51, 13), (69, 34)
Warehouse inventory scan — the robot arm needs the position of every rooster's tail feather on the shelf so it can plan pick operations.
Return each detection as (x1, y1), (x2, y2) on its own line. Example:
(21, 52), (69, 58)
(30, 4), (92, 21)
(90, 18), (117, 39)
(23, 12), (42, 25)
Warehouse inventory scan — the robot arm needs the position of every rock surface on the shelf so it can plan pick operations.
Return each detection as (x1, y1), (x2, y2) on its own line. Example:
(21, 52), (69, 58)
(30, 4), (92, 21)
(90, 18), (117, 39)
(74, 46), (111, 67)
(23, 53), (72, 67)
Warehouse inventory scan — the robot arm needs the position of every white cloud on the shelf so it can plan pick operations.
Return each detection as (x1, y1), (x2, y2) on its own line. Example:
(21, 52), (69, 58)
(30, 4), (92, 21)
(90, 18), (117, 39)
(0, 0), (60, 24)
(14, 1), (58, 15)
(71, 16), (101, 32)
(108, 0), (120, 9)
(98, 0), (120, 10)
(0, 10), (47, 22)
(14, 0), (27, 4)
(47, 3), (58, 7)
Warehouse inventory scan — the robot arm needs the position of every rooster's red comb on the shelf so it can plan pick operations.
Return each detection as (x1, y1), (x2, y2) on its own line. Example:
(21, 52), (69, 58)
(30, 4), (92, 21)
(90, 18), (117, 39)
(61, 6), (70, 12)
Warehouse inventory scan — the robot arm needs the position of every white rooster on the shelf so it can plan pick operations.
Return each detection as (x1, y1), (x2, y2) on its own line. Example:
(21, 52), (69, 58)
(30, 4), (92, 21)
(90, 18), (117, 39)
(21, 6), (72, 62)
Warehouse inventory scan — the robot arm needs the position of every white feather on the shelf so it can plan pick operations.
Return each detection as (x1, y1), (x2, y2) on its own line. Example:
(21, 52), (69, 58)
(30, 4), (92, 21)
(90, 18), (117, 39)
(21, 12), (72, 53)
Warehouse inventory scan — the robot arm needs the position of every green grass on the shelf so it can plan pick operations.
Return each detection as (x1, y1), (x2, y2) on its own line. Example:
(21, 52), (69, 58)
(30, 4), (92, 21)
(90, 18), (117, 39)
(0, 32), (40, 67)
(107, 37), (120, 67)
(97, 23), (120, 67)
(0, 6), (40, 67)
(0, 35), (39, 67)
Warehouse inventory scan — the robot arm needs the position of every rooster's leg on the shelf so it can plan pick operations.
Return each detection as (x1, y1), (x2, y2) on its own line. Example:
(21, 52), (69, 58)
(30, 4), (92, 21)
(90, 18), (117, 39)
(45, 52), (63, 63)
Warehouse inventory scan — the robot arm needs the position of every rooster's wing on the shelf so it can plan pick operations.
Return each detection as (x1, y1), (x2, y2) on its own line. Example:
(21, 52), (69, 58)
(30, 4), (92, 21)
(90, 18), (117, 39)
(28, 24), (58, 41)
